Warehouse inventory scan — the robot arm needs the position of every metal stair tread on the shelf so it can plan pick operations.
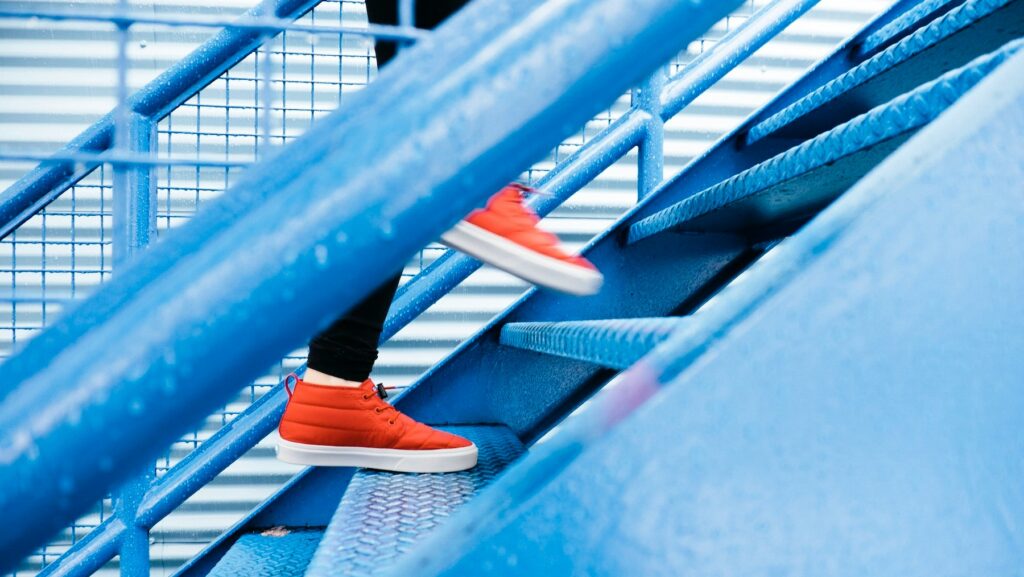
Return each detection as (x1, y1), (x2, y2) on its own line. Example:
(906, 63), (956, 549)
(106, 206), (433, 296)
(304, 425), (525, 577)
(747, 0), (1024, 144)
(206, 529), (324, 577)
(628, 39), (1020, 242)
(500, 317), (688, 369)
(859, 0), (963, 55)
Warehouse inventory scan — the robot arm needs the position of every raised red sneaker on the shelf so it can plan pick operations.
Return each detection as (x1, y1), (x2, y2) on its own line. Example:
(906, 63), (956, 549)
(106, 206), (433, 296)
(276, 375), (477, 473)
(441, 184), (603, 295)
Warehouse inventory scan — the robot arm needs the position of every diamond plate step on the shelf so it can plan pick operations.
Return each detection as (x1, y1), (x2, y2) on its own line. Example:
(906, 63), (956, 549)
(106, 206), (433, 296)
(303, 425), (524, 577)
(500, 317), (686, 369)
(859, 0), (963, 55)
(747, 0), (1024, 144)
(206, 529), (323, 577)
(628, 39), (1021, 243)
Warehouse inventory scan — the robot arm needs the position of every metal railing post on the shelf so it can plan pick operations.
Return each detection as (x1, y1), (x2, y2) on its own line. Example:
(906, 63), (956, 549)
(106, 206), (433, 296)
(115, 466), (154, 577)
(112, 108), (157, 575)
(112, 113), (158, 266)
(110, 6), (157, 571)
(635, 67), (667, 200)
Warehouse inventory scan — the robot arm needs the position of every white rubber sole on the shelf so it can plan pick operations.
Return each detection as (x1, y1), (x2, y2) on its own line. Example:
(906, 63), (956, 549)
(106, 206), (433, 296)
(441, 221), (603, 296)
(276, 438), (479, 473)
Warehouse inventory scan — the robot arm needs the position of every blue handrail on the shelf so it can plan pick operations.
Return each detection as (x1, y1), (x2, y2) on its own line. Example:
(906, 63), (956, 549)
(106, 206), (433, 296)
(15, 1), (829, 574)
(0, 0), (744, 568)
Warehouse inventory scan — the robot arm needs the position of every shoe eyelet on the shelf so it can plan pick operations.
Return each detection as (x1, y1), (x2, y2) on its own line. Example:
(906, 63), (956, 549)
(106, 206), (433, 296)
(362, 394), (371, 400)
(388, 419), (396, 425)
(374, 407), (384, 413)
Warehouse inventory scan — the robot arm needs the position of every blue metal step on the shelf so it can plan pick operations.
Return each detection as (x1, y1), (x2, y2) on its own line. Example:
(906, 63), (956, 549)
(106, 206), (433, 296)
(746, 0), (1023, 144)
(500, 317), (686, 369)
(206, 529), (323, 577)
(303, 425), (524, 577)
(858, 0), (965, 56)
(628, 40), (1021, 243)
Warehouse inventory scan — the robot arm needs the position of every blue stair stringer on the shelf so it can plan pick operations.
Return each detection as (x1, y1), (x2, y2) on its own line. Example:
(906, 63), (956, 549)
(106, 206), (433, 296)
(499, 318), (687, 370)
(206, 530), (323, 577)
(628, 38), (1022, 243)
(381, 48), (1024, 576)
(746, 0), (1024, 144)
(302, 426), (524, 577)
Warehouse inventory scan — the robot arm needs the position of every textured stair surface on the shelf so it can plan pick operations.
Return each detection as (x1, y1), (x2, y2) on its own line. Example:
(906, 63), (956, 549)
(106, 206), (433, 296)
(628, 40), (1020, 243)
(747, 0), (1024, 143)
(206, 529), (324, 577)
(500, 317), (687, 369)
(304, 425), (525, 577)
(859, 0), (964, 54)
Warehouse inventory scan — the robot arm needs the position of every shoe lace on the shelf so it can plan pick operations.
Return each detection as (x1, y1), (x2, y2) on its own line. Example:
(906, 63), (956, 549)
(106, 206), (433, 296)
(363, 382), (399, 425)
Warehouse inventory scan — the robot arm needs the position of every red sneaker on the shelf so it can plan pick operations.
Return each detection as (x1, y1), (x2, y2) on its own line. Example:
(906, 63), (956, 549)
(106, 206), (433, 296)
(441, 184), (603, 295)
(276, 375), (477, 473)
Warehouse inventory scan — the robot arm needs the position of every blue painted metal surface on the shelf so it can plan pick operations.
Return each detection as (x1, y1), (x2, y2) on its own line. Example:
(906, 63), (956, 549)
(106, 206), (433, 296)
(305, 426), (524, 577)
(500, 317), (686, 370)
(659, 0), (822, 120)
(0, 2), (939, 574)
(28, 67), (648, 577)
(629, 40), (1021, 243)
(0, 0), (742, 568)
(746, 0), (1024, 144)
(170, 468), (354, 577)
(156, 1), (828, 556)
(635, 69), (666, 200)
(0, 7), (424, 41)
(37, 1), (812, 566)
(112, 114), (157, 267)
(387, 47), (1024, 577)
(859, 0), (964, 55)
(205, 530), (323, 577)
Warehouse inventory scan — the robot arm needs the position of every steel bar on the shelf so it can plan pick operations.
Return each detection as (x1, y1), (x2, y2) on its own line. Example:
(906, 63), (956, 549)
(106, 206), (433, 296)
(0, 9), (426, 42)
(111, 117), (158, 266)
(636, 69), (666, 199)
(0, 151), (252, 170)
(660, 0), (822, 120)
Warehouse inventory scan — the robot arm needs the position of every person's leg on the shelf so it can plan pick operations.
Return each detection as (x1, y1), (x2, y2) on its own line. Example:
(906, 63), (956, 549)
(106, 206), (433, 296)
(303, 0), (469, 388)
(305, 273), (402, 386)
(278, 0), (478, 474)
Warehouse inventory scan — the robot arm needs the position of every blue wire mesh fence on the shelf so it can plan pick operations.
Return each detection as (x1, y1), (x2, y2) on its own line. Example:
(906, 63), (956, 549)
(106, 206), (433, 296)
(0, 0), (879, 573)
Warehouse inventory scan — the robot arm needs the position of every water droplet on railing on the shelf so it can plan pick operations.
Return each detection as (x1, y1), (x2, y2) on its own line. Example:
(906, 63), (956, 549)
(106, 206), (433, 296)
(314, 244), (329, 268)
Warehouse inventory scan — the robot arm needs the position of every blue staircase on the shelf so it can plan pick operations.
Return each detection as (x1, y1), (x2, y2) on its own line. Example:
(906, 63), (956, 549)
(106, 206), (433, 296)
(1, 0), (1022, 575)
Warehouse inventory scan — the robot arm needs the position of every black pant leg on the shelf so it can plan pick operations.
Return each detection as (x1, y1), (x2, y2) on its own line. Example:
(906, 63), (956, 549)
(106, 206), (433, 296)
(306, 0), (470, 381)
(365, 0), (472, 66)
(307, 273), (403, 381)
